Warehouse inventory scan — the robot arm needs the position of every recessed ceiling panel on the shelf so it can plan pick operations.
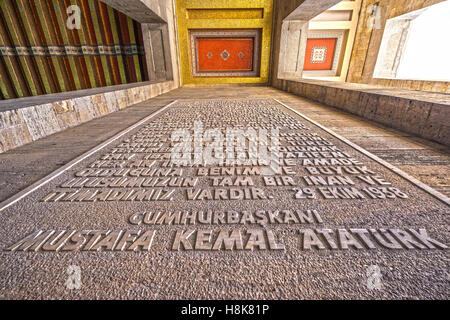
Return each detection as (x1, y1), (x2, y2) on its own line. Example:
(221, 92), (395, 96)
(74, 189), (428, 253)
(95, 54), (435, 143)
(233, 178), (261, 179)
(197, 39), (253, 72)
(303, 38), (337, 71)
(190, 30), (260, 77)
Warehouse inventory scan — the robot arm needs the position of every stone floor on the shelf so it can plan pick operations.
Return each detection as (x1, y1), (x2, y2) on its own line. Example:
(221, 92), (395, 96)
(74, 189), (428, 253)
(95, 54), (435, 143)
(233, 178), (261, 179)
(0, 87), (449, 300)
(1, 86), (449, 203)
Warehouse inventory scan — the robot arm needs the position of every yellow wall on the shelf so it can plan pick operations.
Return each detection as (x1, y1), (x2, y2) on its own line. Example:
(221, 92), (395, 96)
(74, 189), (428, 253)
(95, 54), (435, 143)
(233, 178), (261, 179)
(176, 0), (273, 85)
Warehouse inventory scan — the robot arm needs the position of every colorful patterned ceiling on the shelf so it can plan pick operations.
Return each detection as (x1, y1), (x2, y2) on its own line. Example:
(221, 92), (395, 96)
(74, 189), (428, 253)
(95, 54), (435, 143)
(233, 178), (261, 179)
(0, 0), (148, 100)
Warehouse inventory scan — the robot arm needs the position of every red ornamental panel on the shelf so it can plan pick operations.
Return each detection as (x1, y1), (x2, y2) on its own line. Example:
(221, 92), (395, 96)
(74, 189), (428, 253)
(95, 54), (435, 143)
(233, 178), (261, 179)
(190, 30), (260, 77)
(303, 38), (337, 71)
(197, 38), (254, 72)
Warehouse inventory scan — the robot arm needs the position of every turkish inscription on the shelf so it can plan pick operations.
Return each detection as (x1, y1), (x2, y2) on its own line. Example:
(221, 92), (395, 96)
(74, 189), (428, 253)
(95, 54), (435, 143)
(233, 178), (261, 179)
(5, 99), (448, 253)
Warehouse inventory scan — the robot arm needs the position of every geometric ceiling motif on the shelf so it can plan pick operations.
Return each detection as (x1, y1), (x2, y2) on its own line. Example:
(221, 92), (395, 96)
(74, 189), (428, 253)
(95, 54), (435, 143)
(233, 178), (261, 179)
(310, 46), (328, 64)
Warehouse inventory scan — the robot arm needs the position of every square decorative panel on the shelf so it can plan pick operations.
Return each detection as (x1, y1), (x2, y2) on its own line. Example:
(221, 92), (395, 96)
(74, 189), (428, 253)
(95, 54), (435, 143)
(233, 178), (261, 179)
(190, 30), (260, 77)
(303, 38), (337, 71)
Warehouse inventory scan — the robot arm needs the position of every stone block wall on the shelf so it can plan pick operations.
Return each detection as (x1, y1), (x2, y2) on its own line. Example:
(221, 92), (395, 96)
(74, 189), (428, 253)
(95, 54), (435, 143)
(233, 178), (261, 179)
(277, 79), (450, 147)
(0, 81), (175, 153)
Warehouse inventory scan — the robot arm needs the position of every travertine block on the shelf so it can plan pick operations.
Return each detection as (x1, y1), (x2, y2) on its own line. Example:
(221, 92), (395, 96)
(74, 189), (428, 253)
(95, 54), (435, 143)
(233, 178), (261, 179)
(0, 81), (176, 153)
(279, 79), (449, 146)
